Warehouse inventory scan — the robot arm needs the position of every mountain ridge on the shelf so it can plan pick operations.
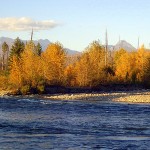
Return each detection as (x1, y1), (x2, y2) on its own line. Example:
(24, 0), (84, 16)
(0, 37), (80, 55)
(0, 37), (137, 55)
(105, 40), (136, 51)
(114, 40), (136, 51)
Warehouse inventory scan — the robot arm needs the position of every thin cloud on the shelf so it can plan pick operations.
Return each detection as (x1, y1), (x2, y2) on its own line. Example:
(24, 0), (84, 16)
(0, 17), (59, 31)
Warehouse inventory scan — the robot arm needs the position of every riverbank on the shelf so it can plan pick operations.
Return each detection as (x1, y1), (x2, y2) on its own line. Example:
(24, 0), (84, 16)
(44, 89), (150, 103)
(1, 89), (150, 103)
(114, 90), (150, 103)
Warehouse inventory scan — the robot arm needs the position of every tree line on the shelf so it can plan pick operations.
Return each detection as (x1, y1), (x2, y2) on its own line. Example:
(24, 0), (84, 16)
(0, 37), (150, 94)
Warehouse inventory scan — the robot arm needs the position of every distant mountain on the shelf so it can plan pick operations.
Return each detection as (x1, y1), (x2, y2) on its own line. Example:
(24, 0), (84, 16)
(103, 40), (136, 52)
(113, 40), (136, 51)
(33, 39), (51, 51)
(0, 37), (136, 55)
(0, 37), (14, 53)
(65, 48), (81, 55)
(0, 37), (14, 45)
(0, 37), (80, 55)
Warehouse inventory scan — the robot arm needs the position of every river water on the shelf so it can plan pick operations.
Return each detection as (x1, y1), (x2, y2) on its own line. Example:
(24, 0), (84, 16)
(0, 97), (150, 150)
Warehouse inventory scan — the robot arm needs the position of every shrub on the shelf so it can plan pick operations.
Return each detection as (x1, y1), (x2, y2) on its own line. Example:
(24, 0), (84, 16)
(36, 80), (45, 94)
(37, 85), (45, 94)
(20, 85), (31, 95)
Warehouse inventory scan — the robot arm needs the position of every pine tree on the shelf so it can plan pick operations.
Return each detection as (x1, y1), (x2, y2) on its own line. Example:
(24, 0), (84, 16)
(36, 42), (42, 56)
(9, 37), (25, 60)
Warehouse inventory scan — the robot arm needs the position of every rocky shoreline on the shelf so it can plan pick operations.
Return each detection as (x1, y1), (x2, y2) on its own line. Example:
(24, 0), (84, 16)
(43, 92), (124, 101)
(0, 89), (150, 103)
(43, 90), (150, 103)
(114, 91), (150, 103)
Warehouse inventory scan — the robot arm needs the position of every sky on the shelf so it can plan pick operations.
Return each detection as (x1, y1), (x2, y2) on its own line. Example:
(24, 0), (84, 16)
(0, 0), (150, 51)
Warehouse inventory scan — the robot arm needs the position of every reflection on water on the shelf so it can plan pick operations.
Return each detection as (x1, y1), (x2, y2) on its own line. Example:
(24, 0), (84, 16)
(0, 97), (150, 149)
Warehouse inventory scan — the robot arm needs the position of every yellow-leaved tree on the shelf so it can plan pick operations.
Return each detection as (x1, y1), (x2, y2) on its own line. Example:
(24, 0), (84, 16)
(115, 51), (132, 82)
(9, 56), (23, 88)
(75, 52), (91, 87)
(143, 53), (150, 87)
(9, 41), (44, 94)
(75, 41), (105, 87)
(135, 45), (148, 82)
(42, 42), (66, 85)
(21, 41), (43, 88)
(64, 64), (76, 86)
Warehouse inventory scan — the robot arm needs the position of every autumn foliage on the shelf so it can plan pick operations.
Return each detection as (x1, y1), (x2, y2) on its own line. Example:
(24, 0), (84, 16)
(1, 38), (150, 94)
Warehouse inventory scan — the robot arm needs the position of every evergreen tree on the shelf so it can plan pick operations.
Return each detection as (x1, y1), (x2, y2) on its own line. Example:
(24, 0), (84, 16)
(36, 42), (42, 56)
(9, 37), (25, 60)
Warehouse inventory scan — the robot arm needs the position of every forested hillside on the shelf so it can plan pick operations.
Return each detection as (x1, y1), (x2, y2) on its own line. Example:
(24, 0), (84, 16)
(0, 37), (150, 94)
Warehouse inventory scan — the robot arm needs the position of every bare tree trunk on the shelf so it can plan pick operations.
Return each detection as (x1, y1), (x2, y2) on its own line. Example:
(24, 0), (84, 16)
(2, 53), (4, 70)
(6, 48), (9, 71)
(0, 54), (2, 70)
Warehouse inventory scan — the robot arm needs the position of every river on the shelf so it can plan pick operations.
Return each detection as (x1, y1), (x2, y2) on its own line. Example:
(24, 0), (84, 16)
(0, 97), (150, 149)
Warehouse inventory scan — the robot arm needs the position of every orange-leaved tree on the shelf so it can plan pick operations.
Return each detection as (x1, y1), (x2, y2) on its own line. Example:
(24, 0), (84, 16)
(75, 41), (105, 87)
(135, 45), (148, 82)
(21, 41), (43, 88)
(9, 56), (23, 88)
(42, 42), (66, 85)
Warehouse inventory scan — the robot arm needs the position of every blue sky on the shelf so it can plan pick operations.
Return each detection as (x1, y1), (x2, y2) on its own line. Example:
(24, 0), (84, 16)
(0, 0), (150, 51)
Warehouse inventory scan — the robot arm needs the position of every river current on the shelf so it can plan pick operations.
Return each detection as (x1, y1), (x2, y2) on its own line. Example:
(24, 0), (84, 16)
(0, 97), (150, 149)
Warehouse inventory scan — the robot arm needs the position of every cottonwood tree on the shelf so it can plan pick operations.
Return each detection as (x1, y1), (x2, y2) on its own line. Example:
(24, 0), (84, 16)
(114, 48), (127, 66)
(135, 45), (148, 82)
(143, 55), (150, 87)
(75, 41), (105, 87)
(64, 64), (76, 86)
(42, 42), (66, 85)
(9, 56), (23, 88)
(9, 41), (43, 92)
(21, 42), (43, 88)
(75, 53), (91, 86)
(115, 52), (131, 82)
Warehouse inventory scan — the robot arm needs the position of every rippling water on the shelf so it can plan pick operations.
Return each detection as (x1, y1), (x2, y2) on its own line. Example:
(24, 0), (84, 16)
(0, 97), (150, 149)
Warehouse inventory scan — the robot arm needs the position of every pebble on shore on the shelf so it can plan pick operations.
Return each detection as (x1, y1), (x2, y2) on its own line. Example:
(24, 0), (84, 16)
(114, 94), (150, 103)
(44, 90), (150, 103)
